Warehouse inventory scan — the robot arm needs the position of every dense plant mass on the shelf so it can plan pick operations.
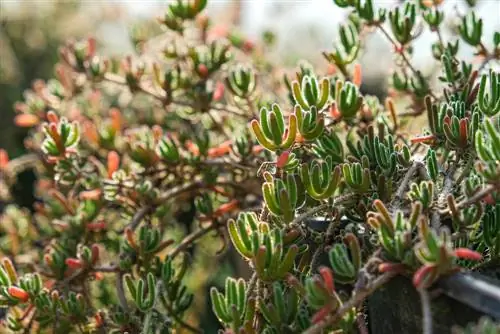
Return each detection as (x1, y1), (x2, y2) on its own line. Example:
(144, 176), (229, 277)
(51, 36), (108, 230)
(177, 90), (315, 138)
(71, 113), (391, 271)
(0, 0), (499, 333)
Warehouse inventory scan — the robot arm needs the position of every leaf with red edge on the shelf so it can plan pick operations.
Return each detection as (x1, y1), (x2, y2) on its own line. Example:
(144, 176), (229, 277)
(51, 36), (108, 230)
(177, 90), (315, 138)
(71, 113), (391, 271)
(412, 264), (437, 289)
(311, 305), (332, 324)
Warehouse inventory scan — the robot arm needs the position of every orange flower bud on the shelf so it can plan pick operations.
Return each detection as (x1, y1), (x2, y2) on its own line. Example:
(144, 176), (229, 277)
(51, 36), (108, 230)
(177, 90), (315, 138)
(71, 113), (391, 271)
(326, 64), (337, 75)
(87, 37), (96, 58)
(83, 121), (99, 145)
(329, 104), (341, 120)
(208, 141), (232, 158)
(107, 151), (120, 178)
(14, 114), (40, 128)
(79, 189), (102, 201)
(252, 145), (264, 154)
(46, 111), (59, 124)
(353, 63), (362, 87)
(214, 200), (239, 217)
(109, 108), (122, 133)
(125, 227), (137, 250)
(8, 287), (29, 302)
(0, 149), (9, 170)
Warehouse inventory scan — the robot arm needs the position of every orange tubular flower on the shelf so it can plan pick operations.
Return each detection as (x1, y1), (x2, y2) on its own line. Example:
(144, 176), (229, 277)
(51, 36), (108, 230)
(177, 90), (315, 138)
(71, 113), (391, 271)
(213, 200), (239, 217)
(352, 63), (362, 87)
(107, 151), (120, 178)
(8, 287), (30, 302)
(14, 114), (40, 128)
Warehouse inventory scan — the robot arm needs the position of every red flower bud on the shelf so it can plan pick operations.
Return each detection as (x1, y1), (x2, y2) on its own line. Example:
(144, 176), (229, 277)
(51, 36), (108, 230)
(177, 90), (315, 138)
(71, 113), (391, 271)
(276, 151), (290, 169)
(213, 81), (225, 101)
(453, 248), (482, 261)
(87, 221), (106, 231)
(91, 244), (100, 265)
(65, 258), (84, 269)
(46, 111), (59, 124)
(14, 114), (40, 128)
(311, 305), (331, 324)
(318, 266), (335, 293)
(197, 64), (209, 78)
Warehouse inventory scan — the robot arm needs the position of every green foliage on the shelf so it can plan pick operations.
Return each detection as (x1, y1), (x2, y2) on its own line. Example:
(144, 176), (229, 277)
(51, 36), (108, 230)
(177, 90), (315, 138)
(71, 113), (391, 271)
(2, 0), (499, 333)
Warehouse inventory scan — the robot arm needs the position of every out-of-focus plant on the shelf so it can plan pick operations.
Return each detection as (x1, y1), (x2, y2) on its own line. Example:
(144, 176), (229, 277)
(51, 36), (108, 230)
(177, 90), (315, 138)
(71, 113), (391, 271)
(1, 0), (499, 333)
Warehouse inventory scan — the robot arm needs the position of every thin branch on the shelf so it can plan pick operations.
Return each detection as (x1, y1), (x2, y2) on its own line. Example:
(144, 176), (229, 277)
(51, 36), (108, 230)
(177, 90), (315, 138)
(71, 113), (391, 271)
(419, 288), (433, 334)
(168, 222), (219, 259)
(432, 160), (459, 228)
(376, 24), (437, 100)
(143, 281), (163, 333)
(116, 272), (128, 312)
(289, 193), (357, 227)
(162, 296), (203, 334)
(449, 184), (500, 212)
(126, 206), (151, 232)
(391, 160), (425, 213)
(303, 272), (396, 334)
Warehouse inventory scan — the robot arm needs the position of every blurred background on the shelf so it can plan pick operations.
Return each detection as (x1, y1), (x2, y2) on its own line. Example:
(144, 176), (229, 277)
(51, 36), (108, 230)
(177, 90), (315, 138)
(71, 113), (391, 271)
(1, 0), (498, 159)
(0, 0), (498, 330)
